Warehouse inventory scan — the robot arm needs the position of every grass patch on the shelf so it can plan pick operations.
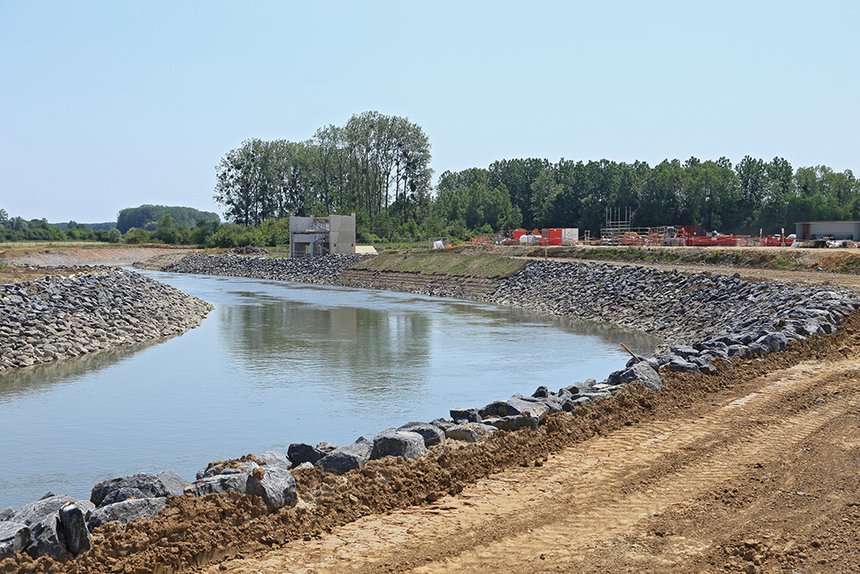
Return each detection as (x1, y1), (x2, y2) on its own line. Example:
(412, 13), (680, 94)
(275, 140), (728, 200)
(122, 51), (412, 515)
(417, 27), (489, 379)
(354, 250), (527, 278)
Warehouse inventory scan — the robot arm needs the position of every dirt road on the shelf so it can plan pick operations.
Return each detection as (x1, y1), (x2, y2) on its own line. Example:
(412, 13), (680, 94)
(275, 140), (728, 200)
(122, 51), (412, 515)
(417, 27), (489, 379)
(206, 330), (860, 573)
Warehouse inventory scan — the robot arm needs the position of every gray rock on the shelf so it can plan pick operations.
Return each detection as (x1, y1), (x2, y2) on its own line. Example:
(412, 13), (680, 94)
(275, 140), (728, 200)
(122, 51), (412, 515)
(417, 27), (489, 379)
(59, 502), (91, 556)
(257, 450), (292, 470)
(478, 401), (508, 419)
(757, 332), (789, 352)
(101, 487), (147, 506)
(12, 494), (74, 526)
(91, 472), (187, 507)
(531, 385), (551, 398)
(0, 508), (14, 522)
(504, 396), (549, 420)
(630, 361), (662, 390)
(288, 442), (334, 466)
(429, 418), (455, 432)
(196, 460), (259, 480)
(397, 422), (445, 447)
(483, 415), (539, 432)
(316, 440), (372, 475)
(87, 498), (167, 530)
(245, 466), (297, 510)
(25, 513), (69, 561)
(675, 347), (707, 362)
(189, 472), (249, 496)
(449, 407), (482, 423)
(664, 357), (700, 373)
(371, 430), (427, 460)
(0, 521), (30, 560)
(445, 423), (498, 443)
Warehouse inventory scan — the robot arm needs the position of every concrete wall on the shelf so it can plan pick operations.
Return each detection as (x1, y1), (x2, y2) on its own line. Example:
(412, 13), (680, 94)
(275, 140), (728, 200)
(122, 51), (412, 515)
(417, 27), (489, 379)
(328, 214), (356, 255)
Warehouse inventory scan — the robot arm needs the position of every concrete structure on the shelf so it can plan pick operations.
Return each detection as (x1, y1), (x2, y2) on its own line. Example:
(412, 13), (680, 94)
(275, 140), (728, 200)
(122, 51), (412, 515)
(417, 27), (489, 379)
(795, 220), (860, 241)
(290, 214), (356, 258)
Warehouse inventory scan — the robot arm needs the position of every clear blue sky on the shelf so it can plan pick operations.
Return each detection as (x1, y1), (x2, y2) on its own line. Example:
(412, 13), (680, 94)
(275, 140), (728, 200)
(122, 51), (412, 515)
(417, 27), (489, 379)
(1, 1), (858, 222)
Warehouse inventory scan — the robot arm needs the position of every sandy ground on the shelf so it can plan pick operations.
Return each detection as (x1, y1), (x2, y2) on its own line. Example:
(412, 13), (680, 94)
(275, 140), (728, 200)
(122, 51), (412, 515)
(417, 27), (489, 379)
(202, 328), (860, 574)
(0, 246), (194, 268)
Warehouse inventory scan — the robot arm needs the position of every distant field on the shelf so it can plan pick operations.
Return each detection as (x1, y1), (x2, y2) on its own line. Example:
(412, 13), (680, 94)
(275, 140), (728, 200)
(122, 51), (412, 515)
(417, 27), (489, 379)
(354, 250), (527, 278)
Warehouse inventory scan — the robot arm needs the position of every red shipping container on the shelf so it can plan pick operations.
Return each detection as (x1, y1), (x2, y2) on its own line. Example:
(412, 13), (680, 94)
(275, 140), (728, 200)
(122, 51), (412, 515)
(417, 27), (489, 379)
(512, 228), (526, 241)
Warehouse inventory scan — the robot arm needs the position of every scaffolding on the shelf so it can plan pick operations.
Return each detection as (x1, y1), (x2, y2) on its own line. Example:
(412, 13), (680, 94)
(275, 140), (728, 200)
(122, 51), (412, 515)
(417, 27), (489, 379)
(600, 207), (633, 245)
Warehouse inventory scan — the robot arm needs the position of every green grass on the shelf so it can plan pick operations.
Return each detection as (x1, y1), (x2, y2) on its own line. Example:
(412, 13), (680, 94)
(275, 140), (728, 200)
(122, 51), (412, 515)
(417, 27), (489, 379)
(354, 250), (527, 278)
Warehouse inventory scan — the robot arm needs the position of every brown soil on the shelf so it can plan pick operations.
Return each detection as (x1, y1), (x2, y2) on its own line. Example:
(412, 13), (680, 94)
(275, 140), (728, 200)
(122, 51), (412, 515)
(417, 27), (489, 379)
(0, 246), (194, 268)
(4, 311), (859, 574)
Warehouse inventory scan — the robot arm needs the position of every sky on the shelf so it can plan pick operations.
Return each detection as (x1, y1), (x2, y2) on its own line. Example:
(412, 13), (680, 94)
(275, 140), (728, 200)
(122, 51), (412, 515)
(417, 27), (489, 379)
(1, 1), (859, 223)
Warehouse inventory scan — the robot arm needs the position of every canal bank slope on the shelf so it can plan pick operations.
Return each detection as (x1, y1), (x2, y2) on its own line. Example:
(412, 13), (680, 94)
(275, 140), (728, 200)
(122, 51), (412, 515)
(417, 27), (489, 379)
(0, 268), (212, 372)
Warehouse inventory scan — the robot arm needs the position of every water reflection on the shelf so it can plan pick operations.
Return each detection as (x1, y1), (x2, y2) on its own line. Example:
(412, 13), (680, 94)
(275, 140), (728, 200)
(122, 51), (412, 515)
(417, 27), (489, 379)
(216, 294), (431, 396)
(0, 341), (152, 403)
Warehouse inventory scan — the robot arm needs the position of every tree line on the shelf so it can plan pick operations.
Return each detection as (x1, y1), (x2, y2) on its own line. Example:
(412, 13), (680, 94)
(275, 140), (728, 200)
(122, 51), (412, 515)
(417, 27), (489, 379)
(214, 112), (859, 241)
(474, 156), (859, 235)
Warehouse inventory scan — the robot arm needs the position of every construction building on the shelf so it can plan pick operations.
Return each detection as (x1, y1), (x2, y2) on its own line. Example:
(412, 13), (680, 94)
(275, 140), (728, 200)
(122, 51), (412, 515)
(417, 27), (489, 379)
(795, 220), (860, 242)
(289, 214), (356, 258)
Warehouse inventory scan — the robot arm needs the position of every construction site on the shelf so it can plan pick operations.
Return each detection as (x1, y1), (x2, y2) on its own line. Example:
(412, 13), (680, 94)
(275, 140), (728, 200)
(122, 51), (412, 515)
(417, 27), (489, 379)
(449, 208), (860, 250)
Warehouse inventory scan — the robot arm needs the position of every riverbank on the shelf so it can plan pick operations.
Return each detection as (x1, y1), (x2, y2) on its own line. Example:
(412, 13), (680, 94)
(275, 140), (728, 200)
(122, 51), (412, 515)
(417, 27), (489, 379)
(0, 268), (212, 372)
(2, 249), (859, 571)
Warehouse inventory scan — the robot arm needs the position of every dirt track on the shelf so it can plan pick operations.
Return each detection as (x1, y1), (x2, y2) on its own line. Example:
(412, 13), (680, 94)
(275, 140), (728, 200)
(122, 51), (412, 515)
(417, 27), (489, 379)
(203, 326), (860, 573)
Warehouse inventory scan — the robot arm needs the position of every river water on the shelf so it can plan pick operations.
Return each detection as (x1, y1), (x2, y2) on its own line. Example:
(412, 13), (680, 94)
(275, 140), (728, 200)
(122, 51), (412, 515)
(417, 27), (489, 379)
(0, 271), (658, 509)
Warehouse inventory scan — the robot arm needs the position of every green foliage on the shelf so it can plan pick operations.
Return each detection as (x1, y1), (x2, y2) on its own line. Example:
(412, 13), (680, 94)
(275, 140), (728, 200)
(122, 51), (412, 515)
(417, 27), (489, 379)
(117, 205), (219, 234)
(215, 111), (432, 229)
(122, 227), (152, 244)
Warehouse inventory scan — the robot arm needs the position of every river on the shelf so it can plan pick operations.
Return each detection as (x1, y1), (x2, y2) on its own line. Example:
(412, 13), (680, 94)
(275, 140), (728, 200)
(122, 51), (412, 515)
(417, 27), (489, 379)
(0, 271), (658, 509)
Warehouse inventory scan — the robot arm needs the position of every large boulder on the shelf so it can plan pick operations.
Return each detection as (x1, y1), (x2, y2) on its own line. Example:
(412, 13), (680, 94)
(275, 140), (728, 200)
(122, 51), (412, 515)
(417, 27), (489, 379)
(288, 442), (336, 466)
(25, 514), (69, 561)
(370, 430), (427, 460)
(504, 396), (550, 420)
(245, 466), (297, 510)
(257, 450), (292, 470)
(483, 415), (538, 432)
(397, 422), (445, 447)
(100, 487), (148, 506)
(315, 439), (372, 475)
(91, 472), (187, 507)
(664, 357), (700, 373)
(445, 423), (498, 443)
(189, 472), (250, 497)
(196, 460), (259, 480)
(87, 498), (167, 531)
(59, 502), (91, 556)
(0, 521), (30, 560)
(449, 408), (482, 423)
(12, 494), (74, 526)
(757, 332), (789, 352)
(0, 508), (13, 522)
(630, 361), (662, 390)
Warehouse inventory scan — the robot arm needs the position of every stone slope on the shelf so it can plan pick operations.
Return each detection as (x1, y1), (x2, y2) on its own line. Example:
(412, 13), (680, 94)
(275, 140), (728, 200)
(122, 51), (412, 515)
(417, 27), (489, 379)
(0, 268), (212, 372)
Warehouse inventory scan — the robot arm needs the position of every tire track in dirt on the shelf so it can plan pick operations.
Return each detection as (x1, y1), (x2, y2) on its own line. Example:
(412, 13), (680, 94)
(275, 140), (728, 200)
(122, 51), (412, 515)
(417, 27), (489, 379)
(206, 357), (860, 574)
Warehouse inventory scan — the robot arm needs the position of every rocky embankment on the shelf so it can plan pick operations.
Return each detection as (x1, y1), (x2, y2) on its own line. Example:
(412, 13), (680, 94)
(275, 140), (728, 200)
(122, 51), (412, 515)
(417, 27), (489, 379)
(4, 253), (857, 568)
(488, 262), (858, 375)
(160, 252), (366, 284)
(0, 268), (212, 372)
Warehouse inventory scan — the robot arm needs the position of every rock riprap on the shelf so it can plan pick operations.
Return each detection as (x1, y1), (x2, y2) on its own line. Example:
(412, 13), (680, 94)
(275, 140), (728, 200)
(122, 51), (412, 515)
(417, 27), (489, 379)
(0, 268), (212, 372)
(160, 253), (366, 285)
(489, 262), (859, 370)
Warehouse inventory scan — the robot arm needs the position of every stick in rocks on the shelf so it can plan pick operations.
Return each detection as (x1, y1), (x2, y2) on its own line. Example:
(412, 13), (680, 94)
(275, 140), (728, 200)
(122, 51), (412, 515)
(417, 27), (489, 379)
(619, 342), (640, 362)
